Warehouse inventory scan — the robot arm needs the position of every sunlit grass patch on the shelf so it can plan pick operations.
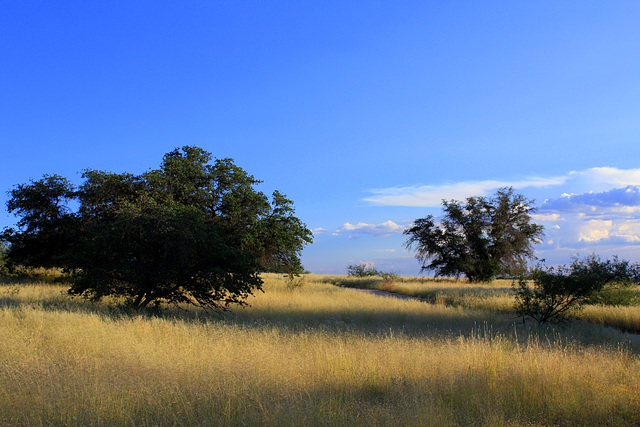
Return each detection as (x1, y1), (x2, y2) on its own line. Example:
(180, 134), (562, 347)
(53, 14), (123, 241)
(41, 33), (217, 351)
(329, 274), (640, 333)
(1, 274), (640, 425)
(236, 274), (511, 336)
(580, 304), (640, 334)
(329, 275), (516, 312)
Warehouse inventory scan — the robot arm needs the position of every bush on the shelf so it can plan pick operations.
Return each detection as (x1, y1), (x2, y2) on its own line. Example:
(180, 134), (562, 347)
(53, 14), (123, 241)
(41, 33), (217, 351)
(513, 254), (640, 325)
(345, 263), (400, 291)
(587, 285), (639, 306)
(0, 242), (10, 276)
(347, 262), (380, 277)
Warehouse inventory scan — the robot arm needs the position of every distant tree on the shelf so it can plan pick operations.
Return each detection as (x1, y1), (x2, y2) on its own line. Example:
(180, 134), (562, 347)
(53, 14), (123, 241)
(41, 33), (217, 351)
(514, 254), (640, 325)
(404, 187), (544, 282)
(347, 262), (380, 277)
(346, 262), (399, 284)
(1, 174), (76, 268)
(3, 146), (312, 310)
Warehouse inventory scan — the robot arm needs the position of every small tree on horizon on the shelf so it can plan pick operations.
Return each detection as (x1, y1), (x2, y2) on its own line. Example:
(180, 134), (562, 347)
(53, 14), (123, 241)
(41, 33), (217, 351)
(347, 262), (380, 277)
(403, 187), (544, 282)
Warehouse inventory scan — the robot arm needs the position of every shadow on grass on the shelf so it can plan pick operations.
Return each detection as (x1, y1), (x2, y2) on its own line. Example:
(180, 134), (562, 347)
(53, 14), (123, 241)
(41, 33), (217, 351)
(4, 366), (638, 426)
(329, 277), (513, 300)
(0, 282), (192, 324)
(0, 280), (516, 340)
(2, 281), (638, 350)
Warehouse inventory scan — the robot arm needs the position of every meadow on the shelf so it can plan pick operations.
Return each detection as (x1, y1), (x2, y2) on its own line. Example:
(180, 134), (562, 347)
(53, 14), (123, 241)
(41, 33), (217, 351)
(1, 273), (640, 426)
(329, 275), (640, 334)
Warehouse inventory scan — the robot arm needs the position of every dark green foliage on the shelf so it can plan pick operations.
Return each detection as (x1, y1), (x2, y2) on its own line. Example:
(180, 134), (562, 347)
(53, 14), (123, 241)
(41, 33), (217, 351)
(3, 146), (312, 310)
(513, 254), (640, 325)
(1, 175), (76, 268)
(404, 187), (544, 282)
(0, 242), (10, 276)
(588, 286), (639, 306)
(76, 170), (146, 218)
(142, 147), (312, 274)
(251, 190), (312, 274)
(68, 199), (262, 310)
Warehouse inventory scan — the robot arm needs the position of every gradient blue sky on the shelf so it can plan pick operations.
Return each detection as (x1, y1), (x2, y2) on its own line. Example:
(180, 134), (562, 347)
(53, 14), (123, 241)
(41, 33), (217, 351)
(2, 1), (640, 275)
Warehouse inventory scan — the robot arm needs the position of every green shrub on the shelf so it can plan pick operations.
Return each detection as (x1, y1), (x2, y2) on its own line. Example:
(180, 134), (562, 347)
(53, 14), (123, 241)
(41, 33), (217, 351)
(0, 242), (10, 277)
(587, 285), (639, 306)
(345, 263), (400, 291)
(514, 254), (640, 325)
(330, 276), (380, 289)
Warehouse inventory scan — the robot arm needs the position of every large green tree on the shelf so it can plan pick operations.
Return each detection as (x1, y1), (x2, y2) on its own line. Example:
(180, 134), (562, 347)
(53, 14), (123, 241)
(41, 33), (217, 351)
(67, 198), (262, 310)
(404, 187), (544, 282)
(2, 146), (312, 309)
(142, 146), (312, 274)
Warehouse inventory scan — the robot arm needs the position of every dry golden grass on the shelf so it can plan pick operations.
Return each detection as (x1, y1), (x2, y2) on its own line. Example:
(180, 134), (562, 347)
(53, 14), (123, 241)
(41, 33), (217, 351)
(331, 275), (640, 332)
(1, 274), (640, 425)
(328, 275), (517, 311)
(580, 304), (640, 334)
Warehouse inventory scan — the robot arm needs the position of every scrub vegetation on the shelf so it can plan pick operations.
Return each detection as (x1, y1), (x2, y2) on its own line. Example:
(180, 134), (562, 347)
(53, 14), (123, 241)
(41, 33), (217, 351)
(2, 273), (640, 426)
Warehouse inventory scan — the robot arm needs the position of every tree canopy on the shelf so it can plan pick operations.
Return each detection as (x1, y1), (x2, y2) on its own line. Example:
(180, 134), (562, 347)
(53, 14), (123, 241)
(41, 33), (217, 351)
(403, 187), (544, 282)
(1, 174), (76, 268)
(2, 146), (312, 310)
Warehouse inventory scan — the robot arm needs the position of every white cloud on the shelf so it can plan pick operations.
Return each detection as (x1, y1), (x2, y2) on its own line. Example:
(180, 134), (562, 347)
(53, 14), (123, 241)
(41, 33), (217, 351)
(333, 220), (407, 237)
(364, 177), (565, 207)
(312, 227), (328, 235)
(364, 167), (640, 207)
(568, 167), (640, 189)
(569, 219), (640, 245)
(534, 183), (640, 254)
(541, 185), (640, 213)
(578, 220), (613, 242)
(617, 222), (640, 243)
(530, 213), (564, 222)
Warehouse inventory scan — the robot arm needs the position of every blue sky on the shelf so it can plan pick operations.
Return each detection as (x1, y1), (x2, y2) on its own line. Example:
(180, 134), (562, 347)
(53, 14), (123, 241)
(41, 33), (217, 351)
(2, 1), (640, 275)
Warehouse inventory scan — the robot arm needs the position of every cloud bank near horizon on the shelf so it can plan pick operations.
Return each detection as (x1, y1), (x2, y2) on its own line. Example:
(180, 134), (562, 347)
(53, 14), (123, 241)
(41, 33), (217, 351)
(346, 167), (640, 263)
(363, 167), (640, 207)
(536, 185), (640, 254)
(332, 220), (407, 238)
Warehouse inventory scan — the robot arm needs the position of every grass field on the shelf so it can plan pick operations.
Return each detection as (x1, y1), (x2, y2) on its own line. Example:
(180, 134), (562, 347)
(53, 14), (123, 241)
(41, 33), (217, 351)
(1, 273), (640, 426)
(329, 275), (640, 334)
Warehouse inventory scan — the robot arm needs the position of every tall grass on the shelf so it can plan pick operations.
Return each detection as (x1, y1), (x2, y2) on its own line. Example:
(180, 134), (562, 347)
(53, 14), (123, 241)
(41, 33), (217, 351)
(331, 275), (640, 333)
(1, 274), (639, 425)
